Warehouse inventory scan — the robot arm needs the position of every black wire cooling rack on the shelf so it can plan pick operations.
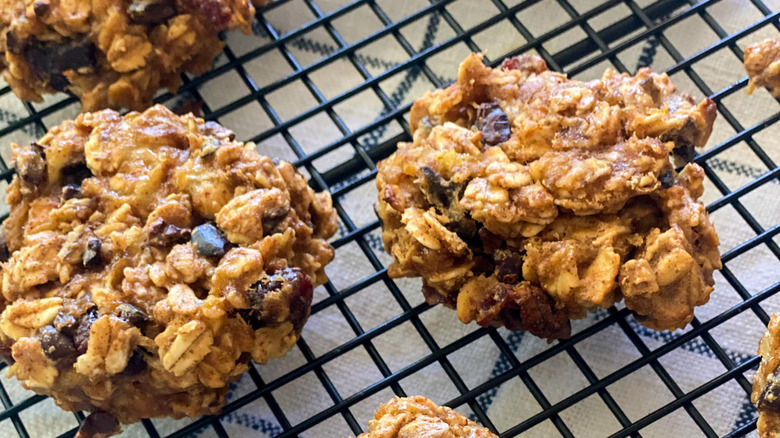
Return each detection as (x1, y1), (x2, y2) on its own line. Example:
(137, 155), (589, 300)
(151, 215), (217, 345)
(0, 0), (778, 437)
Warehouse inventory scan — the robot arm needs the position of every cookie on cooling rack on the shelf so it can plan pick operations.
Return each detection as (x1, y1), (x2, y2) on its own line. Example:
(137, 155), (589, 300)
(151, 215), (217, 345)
(358, 396), (497, 438)
(0, 0), (254, 111)
(376, 53), (722, 341)
(0, 105), (337, 431)
(753, 314), (780, 437)
(744, 38), (780, 97)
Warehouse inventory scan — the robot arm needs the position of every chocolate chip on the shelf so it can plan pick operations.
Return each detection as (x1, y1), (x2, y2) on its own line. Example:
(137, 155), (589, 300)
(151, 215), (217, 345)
(39, 325), (77, 362)
(476, 102), (511, 147)
(120, 349), (147, 376)
(659, 170), (675, 189)
(421, 166), (454, 209)
(73, 309), (97, 355)
(33, 1), (49, 16)
(5, 31), (22, 56)
(149, 219), (191, 247)
(82, 238), (102, 268)
(128, 0), (177, 25)
(116, 303), (148, 328)
(61, 184), (82, 201)
(18, 142), (46, 186)
(0, 233), (9, 263)
(758, 369), (780, 413)
(191, 223), (230, 258)
(48, 73), (70, 92)
(262, 205), (290, 236)
(61, 161), (92, 186)
(672, 144), (696, 163)
(75, 411), (120, 438)
(25, 39), (96, 83)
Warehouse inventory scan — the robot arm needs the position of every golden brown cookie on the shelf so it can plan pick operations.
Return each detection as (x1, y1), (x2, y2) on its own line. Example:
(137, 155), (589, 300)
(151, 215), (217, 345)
(744, 39), (780, 97)
(753, 314), (780, 437)
(376, 53), (721, 340)
(0, 0), (255, 111)
(0, 105), (337, 430)
(357, 396), (497, 438)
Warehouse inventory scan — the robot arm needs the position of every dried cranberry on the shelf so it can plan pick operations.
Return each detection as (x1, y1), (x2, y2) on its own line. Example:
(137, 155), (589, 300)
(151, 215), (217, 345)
(184, 0), (232, 30)
(244, 268), (313, 331)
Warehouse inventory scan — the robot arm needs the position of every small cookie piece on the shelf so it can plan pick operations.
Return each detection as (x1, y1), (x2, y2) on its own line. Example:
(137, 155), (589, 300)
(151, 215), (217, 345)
(0, 105), (337, 429)
(357, 396), (497, 438)
(376, 53), (721, 340)
(744, 39), (780, 97)
(754, 314), (780, 437)
(0, 0), (255, 110)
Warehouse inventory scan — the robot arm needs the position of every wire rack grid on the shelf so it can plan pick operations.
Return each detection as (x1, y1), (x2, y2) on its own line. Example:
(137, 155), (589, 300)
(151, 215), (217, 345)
(0, 0), (778, 437)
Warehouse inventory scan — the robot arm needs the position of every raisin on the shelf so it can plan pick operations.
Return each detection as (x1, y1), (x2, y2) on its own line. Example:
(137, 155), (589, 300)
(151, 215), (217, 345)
(73, 310), (97, 355)
(76, 411), (120, 438)
(61, 184), (81, 201)
(128, 0), (177, 25)
(478, 228), (503, 254)
(244, 268), (313, 331)
(476, 102), (511, 147)
(17, 142), (46, 186)
(659, 170), (675, 189)
(83, 238), (102, 268)
(120, 349), (148, 376)
(495, 250), (524, 284)
(0, 233), (9, 263)
(39, 325), (77, 363)
(758, 369), (780, 413)
(25, 39), (96, 84)
(191, 223), (230, 258)
(116, 303), (148, 328)
(149, 219), (191, 247)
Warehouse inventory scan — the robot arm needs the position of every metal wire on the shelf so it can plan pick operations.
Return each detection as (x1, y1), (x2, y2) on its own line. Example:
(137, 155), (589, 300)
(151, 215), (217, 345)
(0, 0), (778, 436)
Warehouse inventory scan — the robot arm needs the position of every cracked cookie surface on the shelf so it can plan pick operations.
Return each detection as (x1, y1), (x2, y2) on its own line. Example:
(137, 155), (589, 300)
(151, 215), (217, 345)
(744, 38), (780, 97)
(0, 0), (254, 111)
(376, 53), (721, 340)
(357, 396), (497, 438)
(0, 105), (337, 427)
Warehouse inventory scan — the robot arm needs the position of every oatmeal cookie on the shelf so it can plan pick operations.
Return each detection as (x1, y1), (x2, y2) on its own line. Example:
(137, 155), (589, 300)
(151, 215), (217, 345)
(0, 105), (337, 428)
(0, 0), (254, 111)
(357, 396), (497, 438)
(376, 53), (721, 340)
(753, 314), (780, 437)
(744, 39), (780, 97)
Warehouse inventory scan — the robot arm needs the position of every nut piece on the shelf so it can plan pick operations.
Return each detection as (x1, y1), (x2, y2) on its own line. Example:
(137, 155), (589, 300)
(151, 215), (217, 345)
(0, 298), (63, 340)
